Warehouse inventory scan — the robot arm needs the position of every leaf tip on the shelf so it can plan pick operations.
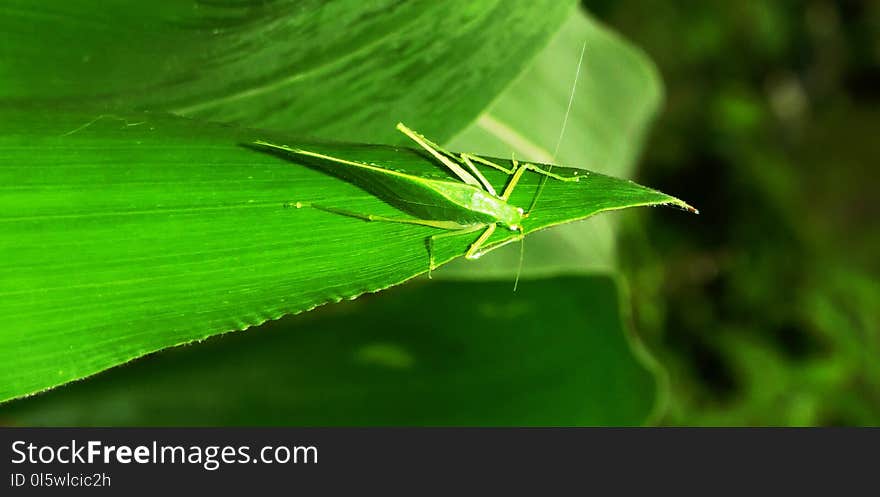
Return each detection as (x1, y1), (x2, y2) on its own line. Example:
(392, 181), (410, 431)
(670, 199), (699, 215)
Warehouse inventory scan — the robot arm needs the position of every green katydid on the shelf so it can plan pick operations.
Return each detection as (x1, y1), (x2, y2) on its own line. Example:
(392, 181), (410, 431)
(252, 42), (694, 285)
(253, 123), (583, 280)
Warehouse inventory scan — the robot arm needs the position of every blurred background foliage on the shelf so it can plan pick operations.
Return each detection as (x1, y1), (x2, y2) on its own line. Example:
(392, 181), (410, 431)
(589, 0), (880, 424)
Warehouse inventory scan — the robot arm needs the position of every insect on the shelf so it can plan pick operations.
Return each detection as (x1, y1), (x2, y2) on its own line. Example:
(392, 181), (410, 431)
(253, 123), (581, 278)
(254, 43), (589, 287)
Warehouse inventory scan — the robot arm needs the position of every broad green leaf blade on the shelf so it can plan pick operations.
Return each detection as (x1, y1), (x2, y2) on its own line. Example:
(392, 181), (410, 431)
(0, 0), (575, 143)
(0, 276), (657, 426)
(442, 9), (664, 277)
(0, 109), (690, 402)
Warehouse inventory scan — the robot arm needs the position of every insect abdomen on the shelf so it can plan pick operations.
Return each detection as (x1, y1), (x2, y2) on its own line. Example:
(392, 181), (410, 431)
(433, 182), (522, 228)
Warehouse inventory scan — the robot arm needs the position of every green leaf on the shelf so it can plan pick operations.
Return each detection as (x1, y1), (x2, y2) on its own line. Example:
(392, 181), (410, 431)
(442, 10), (664, 278)
(0, 108), (690, 402)
(0, 276), (657, 426)
(0, 0), (576, 143)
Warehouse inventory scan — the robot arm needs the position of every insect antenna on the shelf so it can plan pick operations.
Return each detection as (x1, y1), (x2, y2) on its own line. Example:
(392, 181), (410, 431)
(512, 41), (586, 292)
(514, 227), (525, 292)
(527, 40), (587, 214)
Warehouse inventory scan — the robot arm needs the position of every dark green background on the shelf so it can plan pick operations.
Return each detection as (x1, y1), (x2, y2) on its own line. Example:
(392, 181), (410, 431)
(592, 0), (879, 425)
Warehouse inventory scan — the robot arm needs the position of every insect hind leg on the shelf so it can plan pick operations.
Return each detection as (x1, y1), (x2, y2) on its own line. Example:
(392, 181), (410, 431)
(395, 123), (484, 189)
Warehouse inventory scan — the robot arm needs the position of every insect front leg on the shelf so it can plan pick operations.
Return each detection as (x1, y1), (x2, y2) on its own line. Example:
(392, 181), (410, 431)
(497, 160), (582, 204)
(467, 227), (525, 260)
(428, 224), (486, 278)
(520, 162), (582, 183)
(460, 153), (515, 175)
(500, 162), (529, 201)
(460, 154), (581, 184)
(464, 224), (497, 260)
